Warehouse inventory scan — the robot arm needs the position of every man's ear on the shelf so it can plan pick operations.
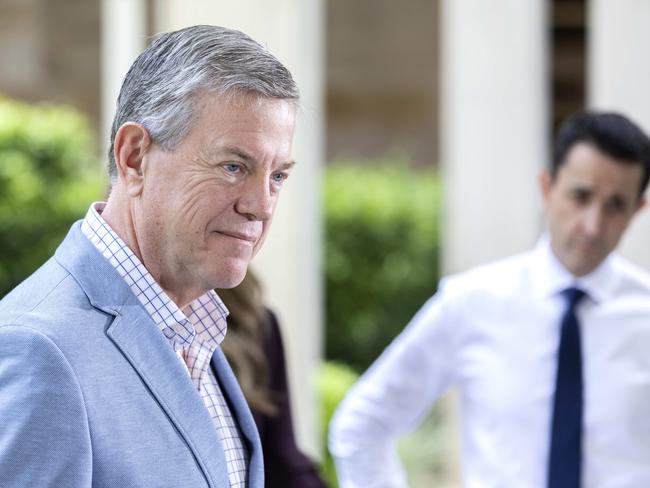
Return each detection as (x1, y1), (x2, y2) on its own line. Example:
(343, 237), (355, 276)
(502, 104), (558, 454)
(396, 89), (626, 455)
(538, 168), (553, 207)
(113, 122), (151, 197)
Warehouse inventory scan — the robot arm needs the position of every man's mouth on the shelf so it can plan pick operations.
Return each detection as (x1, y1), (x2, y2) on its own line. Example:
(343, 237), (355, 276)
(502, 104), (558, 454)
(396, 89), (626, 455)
(215, 230), (257, 243)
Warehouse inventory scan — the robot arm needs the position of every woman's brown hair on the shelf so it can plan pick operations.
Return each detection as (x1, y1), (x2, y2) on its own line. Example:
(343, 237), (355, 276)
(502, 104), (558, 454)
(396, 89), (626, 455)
(217, 271), (278, 416)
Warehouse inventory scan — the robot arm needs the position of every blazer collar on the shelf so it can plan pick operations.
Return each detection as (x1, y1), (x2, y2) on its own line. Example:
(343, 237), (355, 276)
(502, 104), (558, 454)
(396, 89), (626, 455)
(55, 221), (135, 315)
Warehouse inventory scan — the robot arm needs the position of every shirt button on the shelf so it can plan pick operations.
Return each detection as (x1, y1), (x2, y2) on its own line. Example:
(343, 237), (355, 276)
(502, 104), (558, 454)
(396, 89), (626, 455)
(171, 322), (194, 343)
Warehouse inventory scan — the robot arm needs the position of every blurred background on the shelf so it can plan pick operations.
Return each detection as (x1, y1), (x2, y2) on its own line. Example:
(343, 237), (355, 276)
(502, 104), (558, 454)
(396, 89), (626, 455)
(1, 0), (649, 486)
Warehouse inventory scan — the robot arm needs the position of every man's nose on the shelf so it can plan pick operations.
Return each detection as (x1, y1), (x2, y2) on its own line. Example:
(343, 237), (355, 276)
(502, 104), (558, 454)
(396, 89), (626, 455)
(235, 175), (275, 221)
(581, 205), (605, 236)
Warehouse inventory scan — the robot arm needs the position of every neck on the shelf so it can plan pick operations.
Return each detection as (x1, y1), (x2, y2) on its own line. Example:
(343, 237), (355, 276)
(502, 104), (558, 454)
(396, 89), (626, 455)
(102, 189), (144, 263)
(102, 190), (204, 309)
(158, 278), (206, 310)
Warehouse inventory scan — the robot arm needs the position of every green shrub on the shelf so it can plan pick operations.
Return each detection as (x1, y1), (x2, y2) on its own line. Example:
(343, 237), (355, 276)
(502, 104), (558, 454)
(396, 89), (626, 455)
(0, 97), (104, 297)
(317, 361), (359, 487)
(324, 162), (441, 371)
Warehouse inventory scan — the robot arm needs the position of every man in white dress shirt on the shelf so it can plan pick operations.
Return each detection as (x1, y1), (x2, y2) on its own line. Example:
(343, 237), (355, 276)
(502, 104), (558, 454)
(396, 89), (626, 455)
(328, 111), (650, 488)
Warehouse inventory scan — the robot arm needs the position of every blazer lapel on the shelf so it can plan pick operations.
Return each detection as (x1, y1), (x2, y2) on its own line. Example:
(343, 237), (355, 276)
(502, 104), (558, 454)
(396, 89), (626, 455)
(106, 309), (230, 488)
(211, 348), (264, 486)
(55, 222), (230, 488)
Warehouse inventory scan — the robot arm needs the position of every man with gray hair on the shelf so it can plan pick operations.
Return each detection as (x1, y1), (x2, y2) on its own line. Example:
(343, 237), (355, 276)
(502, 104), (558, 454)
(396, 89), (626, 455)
(0, 25), (299, 487)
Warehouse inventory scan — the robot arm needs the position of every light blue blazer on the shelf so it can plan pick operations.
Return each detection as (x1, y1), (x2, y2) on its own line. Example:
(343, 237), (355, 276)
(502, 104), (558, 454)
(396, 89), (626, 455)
(0, 222), (264, 487)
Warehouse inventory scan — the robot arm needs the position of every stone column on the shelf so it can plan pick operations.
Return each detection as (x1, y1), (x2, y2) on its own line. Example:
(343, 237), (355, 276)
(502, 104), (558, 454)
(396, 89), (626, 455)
(439, 1), (549, 481)
(440, 0), (549, 274)
(100, 0), (147, 161)
(588, 0), (650, 269)
(153, 0), (325, 457)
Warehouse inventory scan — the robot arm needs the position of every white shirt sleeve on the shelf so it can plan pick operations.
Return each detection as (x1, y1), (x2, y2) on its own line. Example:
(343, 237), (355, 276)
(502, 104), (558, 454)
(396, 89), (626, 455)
(328, 279), (464, 487)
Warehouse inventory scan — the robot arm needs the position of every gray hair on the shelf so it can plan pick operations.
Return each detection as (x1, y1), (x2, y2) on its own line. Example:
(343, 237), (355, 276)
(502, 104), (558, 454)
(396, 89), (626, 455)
(108, 24), (299, 184)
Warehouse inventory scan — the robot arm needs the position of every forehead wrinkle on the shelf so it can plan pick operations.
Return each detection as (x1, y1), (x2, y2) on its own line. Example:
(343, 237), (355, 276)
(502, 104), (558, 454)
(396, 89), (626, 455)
(220, 145), (255, 164)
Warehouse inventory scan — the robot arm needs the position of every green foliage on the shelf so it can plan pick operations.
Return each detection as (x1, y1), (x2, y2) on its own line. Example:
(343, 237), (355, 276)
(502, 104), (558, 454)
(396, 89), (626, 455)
(397, 405), (450, 486)
(0, 97), (104, 297)
(317, 361), (359, 488)
(324, 162), (441, 371)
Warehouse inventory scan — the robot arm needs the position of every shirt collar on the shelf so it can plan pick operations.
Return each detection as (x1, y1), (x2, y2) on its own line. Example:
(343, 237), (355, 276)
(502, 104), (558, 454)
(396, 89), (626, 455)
(81, 202), (229, 349)
(532, 234), (621, 304)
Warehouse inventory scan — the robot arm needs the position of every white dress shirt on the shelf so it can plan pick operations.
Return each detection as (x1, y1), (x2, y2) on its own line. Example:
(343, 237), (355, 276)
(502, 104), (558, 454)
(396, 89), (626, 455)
(329, 238), (650, 487)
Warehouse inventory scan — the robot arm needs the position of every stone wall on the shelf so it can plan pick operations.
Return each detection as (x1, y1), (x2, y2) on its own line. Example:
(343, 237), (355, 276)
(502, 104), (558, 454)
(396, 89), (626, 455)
(326, 0), (439, 166)
(0, 0), (101, 132)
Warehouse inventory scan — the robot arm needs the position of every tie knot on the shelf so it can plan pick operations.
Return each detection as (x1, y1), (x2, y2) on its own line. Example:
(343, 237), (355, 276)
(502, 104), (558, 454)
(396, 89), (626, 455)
(563, 287), (586, 308)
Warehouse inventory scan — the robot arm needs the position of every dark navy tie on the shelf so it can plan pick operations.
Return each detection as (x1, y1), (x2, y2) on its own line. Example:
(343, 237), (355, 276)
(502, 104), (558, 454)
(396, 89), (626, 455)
(548, 287), (586, 488)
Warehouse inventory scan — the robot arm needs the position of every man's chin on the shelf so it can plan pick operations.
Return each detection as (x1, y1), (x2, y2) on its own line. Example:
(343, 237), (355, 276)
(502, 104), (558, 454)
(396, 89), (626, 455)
(567, 254), (606, 277)
(208, 261), (249, 290)
(219, 274), (247, 289)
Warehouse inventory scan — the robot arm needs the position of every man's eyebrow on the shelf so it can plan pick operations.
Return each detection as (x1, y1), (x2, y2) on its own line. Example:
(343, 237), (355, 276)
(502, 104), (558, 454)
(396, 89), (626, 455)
(279, 160), (297, 170)
(220, 146), (296, 170)
(221, 146), (255, 164)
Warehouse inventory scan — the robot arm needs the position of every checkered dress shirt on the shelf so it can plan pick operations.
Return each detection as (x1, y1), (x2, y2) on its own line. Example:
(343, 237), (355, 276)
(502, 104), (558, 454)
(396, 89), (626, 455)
(81, 202), (249, 487)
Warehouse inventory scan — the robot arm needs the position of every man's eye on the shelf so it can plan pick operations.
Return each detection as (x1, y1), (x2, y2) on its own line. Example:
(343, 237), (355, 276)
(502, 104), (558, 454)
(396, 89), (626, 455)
(605, 197), (626, 214)
(223, 163), (242, 173)
(571, 189), (590, 204)
(271, 172), (288, 184)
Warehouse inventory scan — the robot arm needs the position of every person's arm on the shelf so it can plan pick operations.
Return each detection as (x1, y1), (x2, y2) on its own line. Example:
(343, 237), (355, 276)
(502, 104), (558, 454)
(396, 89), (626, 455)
(0, 325), (92, 487)
(328, 282), (463, 488)
(260, 311), (327, 488)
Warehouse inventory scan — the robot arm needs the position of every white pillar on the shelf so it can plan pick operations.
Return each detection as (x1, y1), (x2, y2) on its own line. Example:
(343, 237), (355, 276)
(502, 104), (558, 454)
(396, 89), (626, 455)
(100, 0), (147, 162)
(440, 0), (549, 274)
(153, 0), (324, 457)
(439, 1), (548, 481)
(588, 0), (650, 270)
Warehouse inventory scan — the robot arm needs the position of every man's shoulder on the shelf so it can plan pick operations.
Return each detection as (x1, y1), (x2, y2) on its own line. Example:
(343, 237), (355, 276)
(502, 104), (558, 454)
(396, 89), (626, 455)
(0, 257), (70, 316)
(0, 222), (114, 341)
(443, 249), (534, 295)
(611, 254), (650, 295)
(0, 256), (92, 332)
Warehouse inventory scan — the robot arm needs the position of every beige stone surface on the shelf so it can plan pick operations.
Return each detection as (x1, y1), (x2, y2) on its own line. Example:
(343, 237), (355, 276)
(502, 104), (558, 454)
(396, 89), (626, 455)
(0, 0), (101, 134)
